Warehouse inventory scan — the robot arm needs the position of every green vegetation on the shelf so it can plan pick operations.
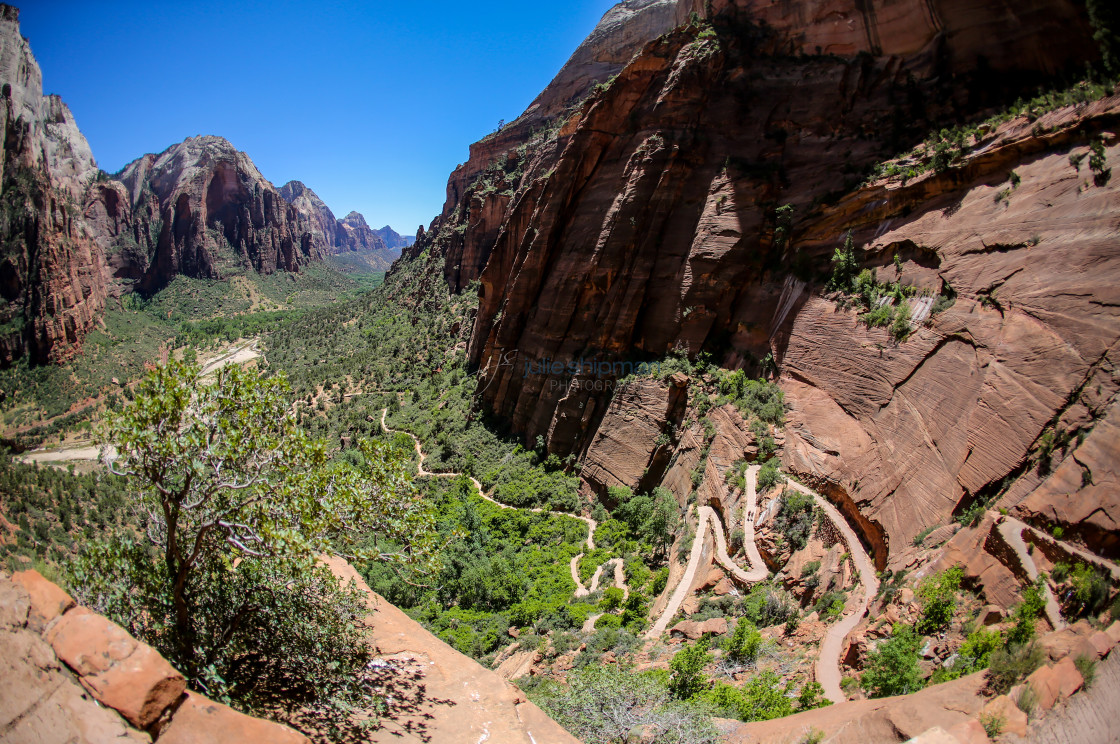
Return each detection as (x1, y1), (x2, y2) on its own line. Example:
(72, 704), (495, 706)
(0, 263), (379, 444)
(773, 489), (815, 551)
(1074, 654), (1097, 689)
(528, 665), (719, 744)
(862, 624), (924, 698)
(714, 370), (786, 425)
(669, 639), (713, 699)
(865, 77), (1119, 187)
(987, 642), (1045, 695)
(1008, 576), (1048, 646)
(0, 455), (132, 570)
(725, 619), (762, 665)
(68, 361), (438, 737)
(916, 566), (963, 634)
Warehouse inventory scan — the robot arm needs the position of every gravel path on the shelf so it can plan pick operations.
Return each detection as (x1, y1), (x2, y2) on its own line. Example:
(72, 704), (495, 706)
(784, 480), (879, 704)
(997, 518), (1066, 630)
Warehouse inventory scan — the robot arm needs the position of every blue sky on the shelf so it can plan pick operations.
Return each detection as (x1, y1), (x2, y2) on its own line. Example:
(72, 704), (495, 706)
(20, 1), (617, 234)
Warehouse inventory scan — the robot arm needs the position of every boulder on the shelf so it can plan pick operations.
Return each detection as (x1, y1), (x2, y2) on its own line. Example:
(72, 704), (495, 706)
(945, 718), (990, 744)
(1105, 621), (1120, 645)
(977, 605), (1005, 626)
(47, 606), (186, 729)
(669, 617), (728, 640)
(12, 569), (74, 626)
(982, 694), (1028, 737)
(1086, 630), (1113, 658)
(1025, 665), (1060, 710)
(1050, 655), (1084, 699)
(158, 692), (308, 744)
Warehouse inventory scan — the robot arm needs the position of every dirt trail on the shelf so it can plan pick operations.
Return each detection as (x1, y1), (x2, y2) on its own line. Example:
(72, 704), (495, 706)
(997, 518), (1066, 630)
(1004, 516), (1120, 582)
(784, 480), (879, 704)
(380, 408), (596, 549)
(644, 504), (710, 640)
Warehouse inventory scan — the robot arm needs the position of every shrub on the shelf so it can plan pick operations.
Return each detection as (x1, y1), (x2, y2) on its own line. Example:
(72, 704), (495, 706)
(773, 488), (814, 550)
(1007, 577), (1047, 646)
(987, 642), (1045, 695)
(828, 232), (858, 292)
(600, 586), (625, 611)
(862, 624), (924, 698)
(980, 711), (1006, 738)
(1074, 654), (1097, 689)
(757, 459), (785, 494)
(726, 619), (762, 664)
(669, 640), (713, 699)
(916, 566), (963, 634)
(703, 671), (795, 722)
(530, 665), (719, 744)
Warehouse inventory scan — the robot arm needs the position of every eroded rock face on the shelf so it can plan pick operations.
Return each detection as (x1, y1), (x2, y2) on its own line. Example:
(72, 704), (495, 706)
(278, 180), (397, 267)
(0, 4), (108, 364)
(111, 136), (326, 293)
(414, 0), (1114, 563)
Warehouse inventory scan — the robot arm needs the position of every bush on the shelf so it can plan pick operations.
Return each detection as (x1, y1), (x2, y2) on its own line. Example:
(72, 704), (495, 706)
(916, 566), (963, 634)
(726, 619), (762, 664)
(987, 642), (1045, 695)
(757, 459), (785, 494)
(773, 489), (814, 550)
(1007, 577), (1047, 646)
(669, 640), (713, 700)
(530, 665), (719, 744)
(862, 624), (924, 698)
(703, 672), (793, 722)
(1074, 654), (1097, 689)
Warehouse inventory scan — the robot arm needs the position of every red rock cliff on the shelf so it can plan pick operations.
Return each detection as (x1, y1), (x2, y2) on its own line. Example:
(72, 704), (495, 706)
(415, 0), (1117, 562)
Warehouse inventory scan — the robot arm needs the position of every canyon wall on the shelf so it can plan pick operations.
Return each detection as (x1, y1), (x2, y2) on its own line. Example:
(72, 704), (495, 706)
(0, 4), (107, 364)
(414, 0), (1118, 563)
(280, 179), (398, 266)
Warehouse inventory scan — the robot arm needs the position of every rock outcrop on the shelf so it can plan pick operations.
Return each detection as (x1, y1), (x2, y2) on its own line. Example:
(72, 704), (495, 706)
(320, 556), (581, 744)
(413, 0), (1117, 563)
(0, 4), (108, 364)
(375, 224), (414, 251)
(279, 180), (397, 267)
(108, 136), (326, 293)
(0, 569), (308, 743)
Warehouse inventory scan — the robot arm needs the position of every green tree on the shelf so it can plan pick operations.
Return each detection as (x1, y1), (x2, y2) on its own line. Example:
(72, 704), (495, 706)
(862, 624), (924, 698)
(726, 619), (762, 664)
(916, 566), (963, 634)
(828, 232), (859, 292)
(670, 639), (713, 699)
(75, 361), (441, 729)
(1007, 576), (1047, 646)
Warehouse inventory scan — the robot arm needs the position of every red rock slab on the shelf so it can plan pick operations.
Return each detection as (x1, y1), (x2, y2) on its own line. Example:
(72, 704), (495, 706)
(1105, 621), (1120, 645)
(1051, 656), (1084, 699)
(12, 569), (74, 626)
(982, 694), (1028, 738)
(46, 606), (185, 729)
(322, 556), (581, 744)
(1026, 665), (1061, 710)
(1087, 631), (1113, 658)
(669, 617), (728, 640)
(725, 671), (987, 743)
(158, 692), (308, 744)
(946, 718), (990, 744)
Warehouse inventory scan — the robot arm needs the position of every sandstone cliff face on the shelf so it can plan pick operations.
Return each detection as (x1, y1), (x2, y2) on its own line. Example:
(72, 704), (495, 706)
(0, 4), (108, 364)
(375, 224), (414, 251)
(111, 136), (325, 293)
(415, 0), (1116, 563)
(279, 180), (397, 267)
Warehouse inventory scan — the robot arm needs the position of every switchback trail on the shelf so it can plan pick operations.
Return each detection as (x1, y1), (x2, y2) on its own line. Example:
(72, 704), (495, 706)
(380, 408), (597, 549)
(997, 517), (1067, 631)
(784, 480), (879, 704)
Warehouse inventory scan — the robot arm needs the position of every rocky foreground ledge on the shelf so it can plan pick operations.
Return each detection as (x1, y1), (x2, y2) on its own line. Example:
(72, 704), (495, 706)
(0, 566), (580, 743)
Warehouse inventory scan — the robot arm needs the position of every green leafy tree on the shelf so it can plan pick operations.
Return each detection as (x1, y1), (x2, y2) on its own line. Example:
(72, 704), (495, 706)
(726, 619), (762, 664)
(669, 639), (713, 699)
(862, 624), (924, 698)
(1007, 576), (1047, 646)
(75, 361), (441, 730)
(916, 566), (963, 634)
